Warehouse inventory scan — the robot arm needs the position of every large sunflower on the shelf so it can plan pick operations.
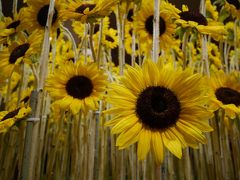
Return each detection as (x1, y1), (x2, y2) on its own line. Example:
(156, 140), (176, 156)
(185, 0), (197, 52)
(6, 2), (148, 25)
(45, 61), (107, 114)
(208, 70), (240, 119)
(60, 0), (117, 23)
(105, 60), (213, 164)
(0, 32), (42, 77)
(134, 1), (180, 53)
(20, 0), (63, 35)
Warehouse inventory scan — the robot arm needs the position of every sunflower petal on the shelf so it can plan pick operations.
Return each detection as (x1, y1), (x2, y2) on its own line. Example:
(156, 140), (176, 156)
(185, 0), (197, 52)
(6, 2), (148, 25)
(162, 131), (182, 159)
(116, 123), (142, 149)
(137, 129), (151, 160)
(152, 132), (164, 164)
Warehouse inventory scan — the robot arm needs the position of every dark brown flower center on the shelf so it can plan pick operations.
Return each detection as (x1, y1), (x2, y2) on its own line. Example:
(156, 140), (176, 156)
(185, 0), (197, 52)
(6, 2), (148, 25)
(37, 5), (58, 27)
(2, 108), (20, 121)
(136, 86), (181, 130)
(215, 87), (240, 106)
(179, 11), (208, 26)
(226, 0), (240, 9)
(21, 96), (30, 104)
(6, 20), (20, 29)
(9, 43), (30, 64)
(65, 75), (93, 99)
(145, 15), (166, 36)
(106, 35), (114, 42)
(94, 24), (100, 33)
(127, 9), (134, 22)
(75, 4), (96, 14)
(67, 57), (75, 62)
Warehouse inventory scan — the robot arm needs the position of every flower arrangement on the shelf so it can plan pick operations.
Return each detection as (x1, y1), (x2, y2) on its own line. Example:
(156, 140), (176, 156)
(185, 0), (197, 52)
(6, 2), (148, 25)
(0, 0), (239, 179)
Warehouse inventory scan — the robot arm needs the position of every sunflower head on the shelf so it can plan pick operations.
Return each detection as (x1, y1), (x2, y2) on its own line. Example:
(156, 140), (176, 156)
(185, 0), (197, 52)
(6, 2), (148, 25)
(60, 0), (117, 23)
(105, 60), (212, 164)
(224, 0), (240, 18)
(0, 106), (31, 133)
(179, 11), (208, 26)
(208, 70), (240, 119)
(134, 1), (179, 53)
(45, 61), (107, 114)
(0, 14), (23, 43)
(20, 0), (63, 35)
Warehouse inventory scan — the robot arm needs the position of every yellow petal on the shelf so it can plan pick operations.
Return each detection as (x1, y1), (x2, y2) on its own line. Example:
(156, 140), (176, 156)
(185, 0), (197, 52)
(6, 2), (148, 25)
(151, 132), (164, 164)
(116, 123), (142, 149)
(58, 96), (73, 109)
(162, 131), (182, 159)
(137, 129), (151, 160)
(176, 120), (207, 144)
(70, 99), (81, 115)
(111, 114), (138, 134)
(0, 119), (15, 133)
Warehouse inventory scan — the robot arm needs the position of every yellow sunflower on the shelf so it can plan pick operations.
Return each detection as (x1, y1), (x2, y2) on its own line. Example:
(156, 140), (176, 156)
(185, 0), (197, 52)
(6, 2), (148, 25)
(224, 0), (240, 19)
(6, 88), (32, 111)
(0, 72), (20, 96)
(45, 61), (107, 114)
(72, 16), (110, 40)
(207, 42), (222, 69)
(0, 32), (42, 77)
(223, 22), (240, 46)
(206, 0), (219, 21)
(134, 1), (180, 53)
(105, 60), (213, 164)
(0, 13), (22, 43)
(125, 22), (142, 56)
(101, 28), (118, 49)
(20, 0), (63, 35)
(60, 0), (118, 23)
(0, 106), (31, 133)
(208, 70), (240, 119)
(176, 5), (226, 37)
(49, 33), (75, 69)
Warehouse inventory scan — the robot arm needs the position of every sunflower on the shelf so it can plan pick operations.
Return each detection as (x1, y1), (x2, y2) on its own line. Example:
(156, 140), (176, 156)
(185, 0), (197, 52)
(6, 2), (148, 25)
(0, 32), (42, 77)
(0, 13), (23, 43)
(134, 1), (180, 53)
(0, 106), (31, 133)
(45, 61), (107, 114)
(105, 60), (213, 164)
(125, 22), (142, 56)
(224, 22), (240, 46)
(224, 0), (240, 19)
(49, 33), (75, 69)
(206, 0), (219, 21)
(101, 28), (118, 49)
(207, 42), (222, 69)
(176, 5), (226, 37)
(60, 0), (117, 23)
(208, 70), (240, 119)
(72, 16), (110, 41)
(20, 0), (63, 35)
(0, 72), (20, 96)
(6, 88), (32, 111)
